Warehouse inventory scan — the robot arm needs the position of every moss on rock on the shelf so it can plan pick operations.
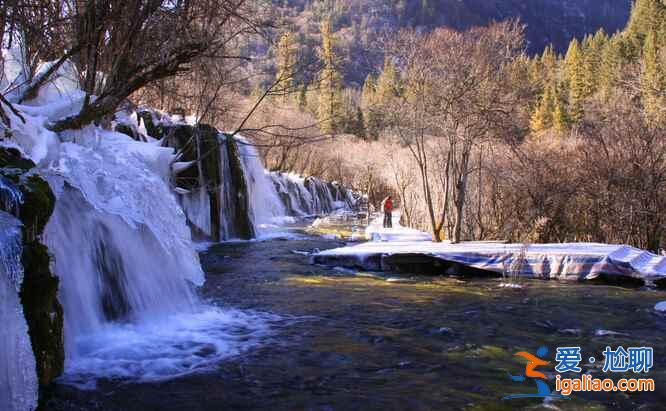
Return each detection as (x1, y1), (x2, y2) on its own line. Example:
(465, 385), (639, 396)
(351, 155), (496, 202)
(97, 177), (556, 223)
(19, 175), (55, 240)
(224, 134), (255, 239)
(20, 241), (64, 387)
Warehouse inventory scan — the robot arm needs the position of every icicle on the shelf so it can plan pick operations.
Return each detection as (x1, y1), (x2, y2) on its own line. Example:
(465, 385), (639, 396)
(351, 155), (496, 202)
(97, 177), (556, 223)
(0, 211), (38, 411)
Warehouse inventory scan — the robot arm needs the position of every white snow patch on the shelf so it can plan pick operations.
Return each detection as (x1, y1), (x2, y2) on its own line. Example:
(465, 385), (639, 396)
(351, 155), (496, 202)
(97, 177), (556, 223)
(365, 212), (432, 242)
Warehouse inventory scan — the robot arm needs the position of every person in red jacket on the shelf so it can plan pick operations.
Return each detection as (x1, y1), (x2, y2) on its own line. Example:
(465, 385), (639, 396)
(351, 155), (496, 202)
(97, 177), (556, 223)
(382, 196), (393, 228)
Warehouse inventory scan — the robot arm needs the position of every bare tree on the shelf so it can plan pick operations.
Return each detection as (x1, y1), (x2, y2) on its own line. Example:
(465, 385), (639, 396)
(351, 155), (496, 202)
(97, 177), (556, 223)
(379, 22), (524, 242)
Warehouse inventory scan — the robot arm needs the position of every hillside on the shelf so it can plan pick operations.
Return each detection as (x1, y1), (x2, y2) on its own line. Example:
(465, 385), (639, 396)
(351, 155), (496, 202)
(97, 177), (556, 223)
(275, 0), (632, 84)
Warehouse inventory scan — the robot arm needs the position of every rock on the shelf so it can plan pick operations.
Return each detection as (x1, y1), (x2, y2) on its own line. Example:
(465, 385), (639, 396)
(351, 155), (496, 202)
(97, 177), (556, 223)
(594, 329), (630, 337)
(0, 146), (34, 170)
(557, 328), (582, 336)
(20, 241), (64, 387)
(137, 110), (163, 139)
(114, 123), (137, 140)
(223, 134), (255, 239)
(431, 327), (453, 335)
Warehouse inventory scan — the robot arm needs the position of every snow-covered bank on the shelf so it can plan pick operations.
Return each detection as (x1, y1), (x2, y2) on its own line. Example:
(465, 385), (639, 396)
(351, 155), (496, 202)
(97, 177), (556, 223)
(314, 213), (666, 283)
(365, 211), (431, 242)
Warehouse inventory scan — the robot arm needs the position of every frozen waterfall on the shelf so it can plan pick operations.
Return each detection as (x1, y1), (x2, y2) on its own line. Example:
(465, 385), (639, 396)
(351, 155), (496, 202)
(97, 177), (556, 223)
(0, 212), (38, 411)
(270, 172), (358, 217)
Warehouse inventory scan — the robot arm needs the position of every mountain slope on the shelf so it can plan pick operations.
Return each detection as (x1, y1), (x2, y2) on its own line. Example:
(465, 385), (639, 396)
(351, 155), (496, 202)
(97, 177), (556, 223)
(278, 0), (631, 52)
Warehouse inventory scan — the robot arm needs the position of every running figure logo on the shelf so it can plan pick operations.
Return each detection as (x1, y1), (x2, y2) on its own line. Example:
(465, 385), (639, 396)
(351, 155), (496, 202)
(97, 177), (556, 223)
(503, 346), (569, 400)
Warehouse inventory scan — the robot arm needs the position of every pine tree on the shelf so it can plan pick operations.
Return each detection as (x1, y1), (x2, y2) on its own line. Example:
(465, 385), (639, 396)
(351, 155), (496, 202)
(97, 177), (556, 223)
(375, 57), (401, 103)
(627, 0), (666, 50)
(540, 45), (558, 86)
(564, 39), (586, 124)
(641, 31), (666, 124)
(317, 19), (343, 134)
(530, 84), (555, 132)
(527, 55), (543, 89)
(298, 83), (309, 112)
(348, 106), (366, 138)
(581, 29), (608, 96)
(275, 31), (298, 103)
(361, 74), (381, 139)
(598, 34), (629, 97)
(552, 85), (570, 133)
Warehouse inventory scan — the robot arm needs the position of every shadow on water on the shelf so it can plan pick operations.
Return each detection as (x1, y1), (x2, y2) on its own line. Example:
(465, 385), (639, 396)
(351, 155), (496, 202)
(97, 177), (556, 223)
(48, 231), (666, 410)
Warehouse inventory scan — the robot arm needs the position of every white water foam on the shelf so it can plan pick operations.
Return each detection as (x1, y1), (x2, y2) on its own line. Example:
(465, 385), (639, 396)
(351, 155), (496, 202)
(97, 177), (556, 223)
(61, 307), (280, 387)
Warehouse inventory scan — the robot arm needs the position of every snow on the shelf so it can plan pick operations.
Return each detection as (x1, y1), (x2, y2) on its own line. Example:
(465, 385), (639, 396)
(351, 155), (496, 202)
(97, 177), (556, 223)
(315, 212), (666, 282)
(1, 46), (29, 97)
(655, 301), (666, 313)
(365, 211), (432, 242)
(28, 59), (83, 107)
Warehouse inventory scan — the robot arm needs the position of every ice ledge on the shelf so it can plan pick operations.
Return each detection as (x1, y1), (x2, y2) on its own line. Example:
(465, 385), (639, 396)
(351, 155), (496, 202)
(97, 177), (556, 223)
(313, 241), (666, 283)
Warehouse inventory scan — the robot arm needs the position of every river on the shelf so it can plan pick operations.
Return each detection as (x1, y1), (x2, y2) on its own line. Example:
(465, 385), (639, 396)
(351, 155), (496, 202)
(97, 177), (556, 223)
(47, 223), (666, 410)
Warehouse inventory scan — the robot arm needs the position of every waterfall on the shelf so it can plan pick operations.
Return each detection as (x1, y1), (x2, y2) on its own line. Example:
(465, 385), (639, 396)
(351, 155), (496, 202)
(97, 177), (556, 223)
(0, 212), (38, 411)
(45, 184), (200, 342)
(1, 57), (277, 394)
(270, 172), (358, 217)
(235, 136), (287, 236)
(174, 132), (288, 241)
(0, 176), (24, 215)
(36, 129), (272, 384)
(130, 110), (355, 241)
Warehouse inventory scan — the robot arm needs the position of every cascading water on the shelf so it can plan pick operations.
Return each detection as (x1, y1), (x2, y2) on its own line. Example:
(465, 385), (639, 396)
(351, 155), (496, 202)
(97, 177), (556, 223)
(270, 172), (358, 217)
(235, 136), (289, 236)
(0, 211), (38, 411)
(0, 55), (281, 403)
(270, 172), (314, 216)
(175, 132), (291, 241)
(129, 110), (355, 241)
(0, 175), (24, 215)
(36, 128), (275, 385)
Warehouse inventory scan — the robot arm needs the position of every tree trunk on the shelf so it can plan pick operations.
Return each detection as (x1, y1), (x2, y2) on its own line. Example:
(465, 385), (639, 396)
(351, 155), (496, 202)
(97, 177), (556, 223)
(452, 146), (471, 243)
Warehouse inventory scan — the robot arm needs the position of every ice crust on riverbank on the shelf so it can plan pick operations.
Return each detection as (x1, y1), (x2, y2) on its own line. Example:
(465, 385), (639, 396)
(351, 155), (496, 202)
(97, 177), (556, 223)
(316, 213), (666, 282)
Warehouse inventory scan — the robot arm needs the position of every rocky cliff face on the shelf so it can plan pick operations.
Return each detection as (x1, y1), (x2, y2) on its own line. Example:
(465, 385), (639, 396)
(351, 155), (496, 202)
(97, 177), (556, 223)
(399, 0), (631, 52)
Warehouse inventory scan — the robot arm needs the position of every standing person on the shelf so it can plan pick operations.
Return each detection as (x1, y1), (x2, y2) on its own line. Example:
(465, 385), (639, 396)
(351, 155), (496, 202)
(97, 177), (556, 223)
(382, 196), (393, 228)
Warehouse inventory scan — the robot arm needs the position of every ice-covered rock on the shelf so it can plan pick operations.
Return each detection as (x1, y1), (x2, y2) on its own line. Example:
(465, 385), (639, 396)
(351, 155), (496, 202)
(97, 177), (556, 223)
(655, 301), (666, 313)
(314, 214), (666, 283)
